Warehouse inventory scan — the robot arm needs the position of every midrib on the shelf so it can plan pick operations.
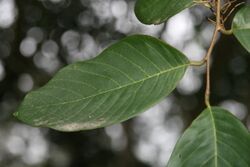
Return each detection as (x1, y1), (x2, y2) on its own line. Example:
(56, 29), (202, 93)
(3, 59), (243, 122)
(27, 63), (189, 109)
(209, 107), (218, 167)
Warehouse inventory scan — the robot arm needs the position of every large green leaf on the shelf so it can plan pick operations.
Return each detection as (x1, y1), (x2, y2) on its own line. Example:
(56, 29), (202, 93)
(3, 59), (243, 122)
(233, 5), (250, 53)
(15, 35), (189, 132)
(167, 107), (250, 167)
(134, 0), (195, 25)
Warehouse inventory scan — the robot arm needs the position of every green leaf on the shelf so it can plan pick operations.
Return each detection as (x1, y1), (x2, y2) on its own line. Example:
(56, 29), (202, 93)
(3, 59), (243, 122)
(135, 0), (195, 25)
(167, 107), (250, 167)
(233, 5), (250, 53)
(15, 35), (189, 132)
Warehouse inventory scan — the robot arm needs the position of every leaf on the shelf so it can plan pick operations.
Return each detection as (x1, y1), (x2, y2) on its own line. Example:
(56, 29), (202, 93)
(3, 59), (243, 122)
(15, 35), (189, 132)
(134, 0), (195, 25)
(167, 107), (250, 167)
(232, 5), (250, 53)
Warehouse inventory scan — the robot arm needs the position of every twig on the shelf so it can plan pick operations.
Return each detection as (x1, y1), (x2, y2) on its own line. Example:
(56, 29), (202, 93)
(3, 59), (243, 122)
(204, 0), (222, 108)
(191, 0), (242, 106)
(222, 2), (245, 23)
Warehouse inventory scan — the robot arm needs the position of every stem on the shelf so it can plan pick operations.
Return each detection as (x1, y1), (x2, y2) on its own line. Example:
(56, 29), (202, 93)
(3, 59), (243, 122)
(190, 60), (206, 66)
(219, 28), (233, 35)
(204, 0), (221, 108)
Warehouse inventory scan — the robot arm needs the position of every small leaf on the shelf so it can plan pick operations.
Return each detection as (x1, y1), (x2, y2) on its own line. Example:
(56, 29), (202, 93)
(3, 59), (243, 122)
(135, 0), (195, 25)
(167, 107), (250, 167)
(15, 35), (189, 132)
(233, 5), (250, 53)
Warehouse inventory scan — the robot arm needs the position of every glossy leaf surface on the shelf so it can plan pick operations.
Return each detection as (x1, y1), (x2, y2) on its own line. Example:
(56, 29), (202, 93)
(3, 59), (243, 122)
(233, 5), (250, 53)
(135, 0), (195, 25)
(15, 35), (189, 132)
(167, 107), (250, 167)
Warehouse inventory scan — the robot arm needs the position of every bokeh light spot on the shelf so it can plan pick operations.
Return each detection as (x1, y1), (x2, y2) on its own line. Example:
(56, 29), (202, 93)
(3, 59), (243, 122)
(111, 0), (128, 18)
(18, 73), (34, 92)
(220, 100), (248, 120)
(0, 0), (17, 28)
(20, 37), (37, 57)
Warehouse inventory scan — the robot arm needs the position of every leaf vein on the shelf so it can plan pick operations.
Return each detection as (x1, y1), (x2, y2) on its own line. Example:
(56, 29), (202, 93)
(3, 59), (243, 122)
(24, 64), (189, 109)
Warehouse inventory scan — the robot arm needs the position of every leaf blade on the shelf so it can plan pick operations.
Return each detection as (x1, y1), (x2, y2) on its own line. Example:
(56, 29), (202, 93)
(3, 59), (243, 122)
(15, 35), (189, 132)
(233, 5), (250, 53)
(135, 0), (195, 25)
(167, 107), (250, 167)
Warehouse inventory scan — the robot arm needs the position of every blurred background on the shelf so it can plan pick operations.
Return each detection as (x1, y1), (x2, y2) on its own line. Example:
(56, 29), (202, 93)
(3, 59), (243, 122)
(0, 0), (250, 166)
